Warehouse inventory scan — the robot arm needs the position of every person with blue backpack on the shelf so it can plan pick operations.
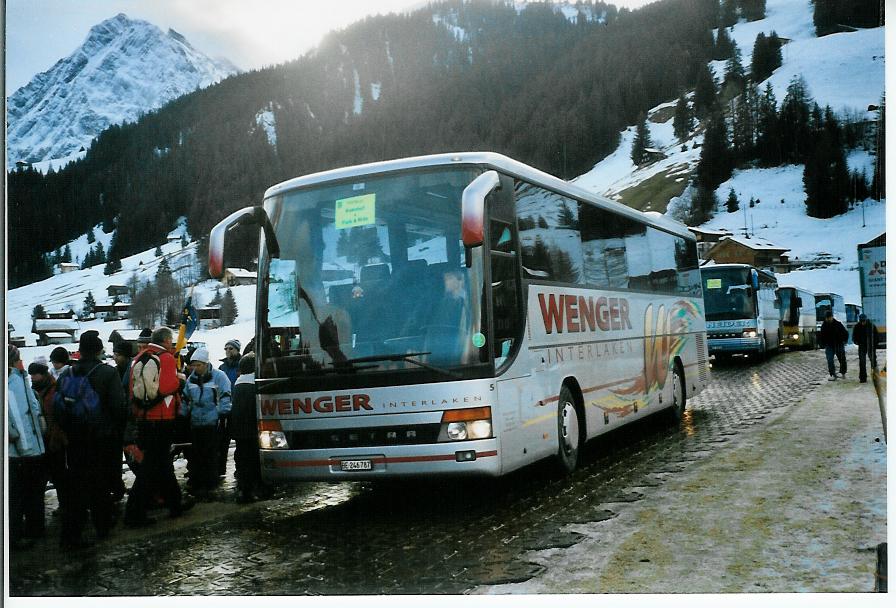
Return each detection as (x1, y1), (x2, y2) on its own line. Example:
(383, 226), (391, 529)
(53, 331), (128, 548)
(182, 347), (231, 501)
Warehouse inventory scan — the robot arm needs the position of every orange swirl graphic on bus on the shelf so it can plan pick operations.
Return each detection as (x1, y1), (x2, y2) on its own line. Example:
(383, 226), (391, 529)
(598, 300), (699, 417)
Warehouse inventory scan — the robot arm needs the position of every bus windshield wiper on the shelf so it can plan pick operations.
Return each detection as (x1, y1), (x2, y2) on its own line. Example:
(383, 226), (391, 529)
(332, 352), (464, 379)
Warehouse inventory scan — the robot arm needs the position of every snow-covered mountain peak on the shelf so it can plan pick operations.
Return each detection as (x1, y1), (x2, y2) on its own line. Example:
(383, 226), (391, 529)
(6, 13), (239, 167)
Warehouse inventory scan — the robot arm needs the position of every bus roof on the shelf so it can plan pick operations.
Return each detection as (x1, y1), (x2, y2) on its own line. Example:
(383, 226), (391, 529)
(262, 151), (695, 240)
(700, 263), (777, 282)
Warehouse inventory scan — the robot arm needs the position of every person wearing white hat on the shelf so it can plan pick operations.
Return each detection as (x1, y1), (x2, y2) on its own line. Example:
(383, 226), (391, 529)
(182, 348), (232, 500)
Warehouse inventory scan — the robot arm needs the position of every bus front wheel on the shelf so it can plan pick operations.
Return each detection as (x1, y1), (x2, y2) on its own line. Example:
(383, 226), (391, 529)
(553, 385), (581, 475)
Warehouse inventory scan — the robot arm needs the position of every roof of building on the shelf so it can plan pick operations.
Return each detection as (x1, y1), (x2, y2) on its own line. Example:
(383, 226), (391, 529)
(33, 319), (80, 332)
(714, 235), (790, 252)
(225, 268), (257, 278)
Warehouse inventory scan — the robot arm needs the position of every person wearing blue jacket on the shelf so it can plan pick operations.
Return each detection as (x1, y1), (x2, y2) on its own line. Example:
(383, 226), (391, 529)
(8, 345), (47, 549)
(183, 348), (231, 500)
(215, 339), (241, 479)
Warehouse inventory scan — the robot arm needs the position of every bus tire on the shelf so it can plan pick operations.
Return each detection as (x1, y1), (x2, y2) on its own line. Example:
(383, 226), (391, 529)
(667, 361), (687, 422)
(553, 385), (581, 476)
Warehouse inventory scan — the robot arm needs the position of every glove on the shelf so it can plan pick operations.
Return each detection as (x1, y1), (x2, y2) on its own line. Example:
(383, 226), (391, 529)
(124, 444), (144, 464)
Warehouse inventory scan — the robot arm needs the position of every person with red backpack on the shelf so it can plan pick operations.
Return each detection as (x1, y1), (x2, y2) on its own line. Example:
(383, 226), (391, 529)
(123, 326), (194, 527)
(53, 331), (127, 548)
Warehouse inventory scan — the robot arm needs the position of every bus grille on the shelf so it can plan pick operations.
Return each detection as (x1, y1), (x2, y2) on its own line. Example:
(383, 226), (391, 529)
(286, 424), (442, 449)
(695, 333), (710, 384)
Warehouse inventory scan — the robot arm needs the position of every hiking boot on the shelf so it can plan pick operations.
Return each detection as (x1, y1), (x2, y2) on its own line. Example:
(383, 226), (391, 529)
(828, 375), (837, 381)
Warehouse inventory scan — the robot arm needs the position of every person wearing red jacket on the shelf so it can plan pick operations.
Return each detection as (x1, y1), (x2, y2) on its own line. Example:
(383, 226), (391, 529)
(123, 327), (193, 526)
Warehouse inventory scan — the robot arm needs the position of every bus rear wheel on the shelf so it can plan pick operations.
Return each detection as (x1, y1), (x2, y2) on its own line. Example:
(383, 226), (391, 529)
(553, 386), (581, 475)
(667, 362), (687, 422)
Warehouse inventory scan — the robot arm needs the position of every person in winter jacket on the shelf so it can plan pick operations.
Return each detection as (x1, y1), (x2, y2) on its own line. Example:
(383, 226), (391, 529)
(215, 339), (241, 479)
(124, 326), (193, 526)
(28, 358), (68, 517)
(818, 311), (849, 380)
(183, 347), (232, 500)
(49, 346), (71, 380)
(8, 345), (47, 549)
(230, 353), (267, 502)
(852, 314), (879, 383)
(53, 331), (128, 548)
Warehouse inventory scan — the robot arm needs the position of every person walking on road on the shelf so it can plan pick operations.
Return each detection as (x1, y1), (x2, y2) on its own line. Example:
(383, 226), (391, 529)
(819, 311), (849, 381)
(124, 326), (193, 526)
(215, 339), (241, 480)
(852, 314), (878, 383)
(182, 347), (232, 501)
(8, 345), (47, 549)
(53, 331), (127, 548)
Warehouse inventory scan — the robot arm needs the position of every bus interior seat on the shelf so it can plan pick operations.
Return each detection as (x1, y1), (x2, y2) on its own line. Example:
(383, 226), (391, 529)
(328, 283), (354, 308)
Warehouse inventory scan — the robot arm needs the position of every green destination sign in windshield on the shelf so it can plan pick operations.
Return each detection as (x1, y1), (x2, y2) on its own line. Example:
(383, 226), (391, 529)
(335, 193), (376, 229)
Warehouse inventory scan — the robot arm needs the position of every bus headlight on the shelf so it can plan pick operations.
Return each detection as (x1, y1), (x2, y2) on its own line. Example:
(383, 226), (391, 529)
(791, 333), (800, 340)
(439, 406), (492, 441)
(742, 330), (758, 338)
(259, 430), (289, 449)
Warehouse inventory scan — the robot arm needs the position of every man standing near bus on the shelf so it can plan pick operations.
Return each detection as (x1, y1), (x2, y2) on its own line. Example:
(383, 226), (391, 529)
(852, 314), (878, 383)
(819, 311), (849, 381)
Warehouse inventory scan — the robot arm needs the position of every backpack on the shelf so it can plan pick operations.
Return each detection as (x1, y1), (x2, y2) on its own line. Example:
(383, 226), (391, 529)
(55, 365), (102, 431)
(131, 350), (164, 410)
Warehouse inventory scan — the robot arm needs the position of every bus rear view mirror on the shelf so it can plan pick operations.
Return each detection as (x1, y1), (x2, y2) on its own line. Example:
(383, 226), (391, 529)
(209, 206), (280, 278)
(461, 170), (501, 267)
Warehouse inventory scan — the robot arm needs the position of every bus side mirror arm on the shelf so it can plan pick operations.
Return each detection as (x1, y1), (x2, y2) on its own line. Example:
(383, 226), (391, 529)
(209, 206), (280, 279)
(461, 170), (501, 268)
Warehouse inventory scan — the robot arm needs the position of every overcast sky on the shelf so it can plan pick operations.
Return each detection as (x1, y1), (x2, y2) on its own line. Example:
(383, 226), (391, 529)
(6, 0), (657, 93)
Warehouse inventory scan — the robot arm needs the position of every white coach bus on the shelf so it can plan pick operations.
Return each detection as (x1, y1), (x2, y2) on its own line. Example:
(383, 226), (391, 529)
(209, 152), (710, 480)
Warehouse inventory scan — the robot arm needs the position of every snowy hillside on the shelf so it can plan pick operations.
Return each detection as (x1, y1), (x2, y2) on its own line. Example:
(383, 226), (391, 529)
(7, 236), (256, 369)
(6, 13), (238, 167)
(573, 0), (884, 304)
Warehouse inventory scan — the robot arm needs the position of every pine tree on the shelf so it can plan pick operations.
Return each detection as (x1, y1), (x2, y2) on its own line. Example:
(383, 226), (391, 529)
(739, 0), (766, 21)
(713, 25), (735, 60)
(673, 93), (693, 142)
(83, 291), (96, 316)
(723, 46), (746, 96)
(726, 188), (740, 212)
(694, 63), (718, 119)
(631, 114), (653, 165)
(696, 111), (732, 191)
(87, 229), (95, 244)
(62, 245), (72, 263)
(155, 245), (163, 257)
(220, 288), (239, 326)
(755, 82), (780, 166)
(689, 185), (718, 226)
(732, 82), (758, 162)
(750, 31), (782, 83)
(720, 0), (738, 27)
(32, 304), (47, 320)
(94, 240), (106, 264)
(778, 76), (814, 163)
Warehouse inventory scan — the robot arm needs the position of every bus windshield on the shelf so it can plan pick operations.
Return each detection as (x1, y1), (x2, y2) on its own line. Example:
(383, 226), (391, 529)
(778, 288), (797, 325)
(257, 167), (488, 382)
(701, 267), (756, 321)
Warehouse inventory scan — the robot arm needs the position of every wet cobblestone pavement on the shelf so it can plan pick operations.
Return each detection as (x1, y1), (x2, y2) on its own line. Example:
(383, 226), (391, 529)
(8, 350), (829, 596)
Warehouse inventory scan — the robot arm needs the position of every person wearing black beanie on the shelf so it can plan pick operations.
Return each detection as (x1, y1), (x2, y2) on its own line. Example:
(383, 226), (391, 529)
(49, 346), (70, 381)
(55, 330), (127, 548)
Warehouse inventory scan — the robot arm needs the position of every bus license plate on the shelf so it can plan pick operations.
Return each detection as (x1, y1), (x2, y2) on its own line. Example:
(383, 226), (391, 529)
(340, 459), (372, 471)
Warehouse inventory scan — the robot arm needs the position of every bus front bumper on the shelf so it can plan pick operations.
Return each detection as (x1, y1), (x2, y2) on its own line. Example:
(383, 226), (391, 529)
(708, 336), (762, 355)
(260, 438), (501, 481)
